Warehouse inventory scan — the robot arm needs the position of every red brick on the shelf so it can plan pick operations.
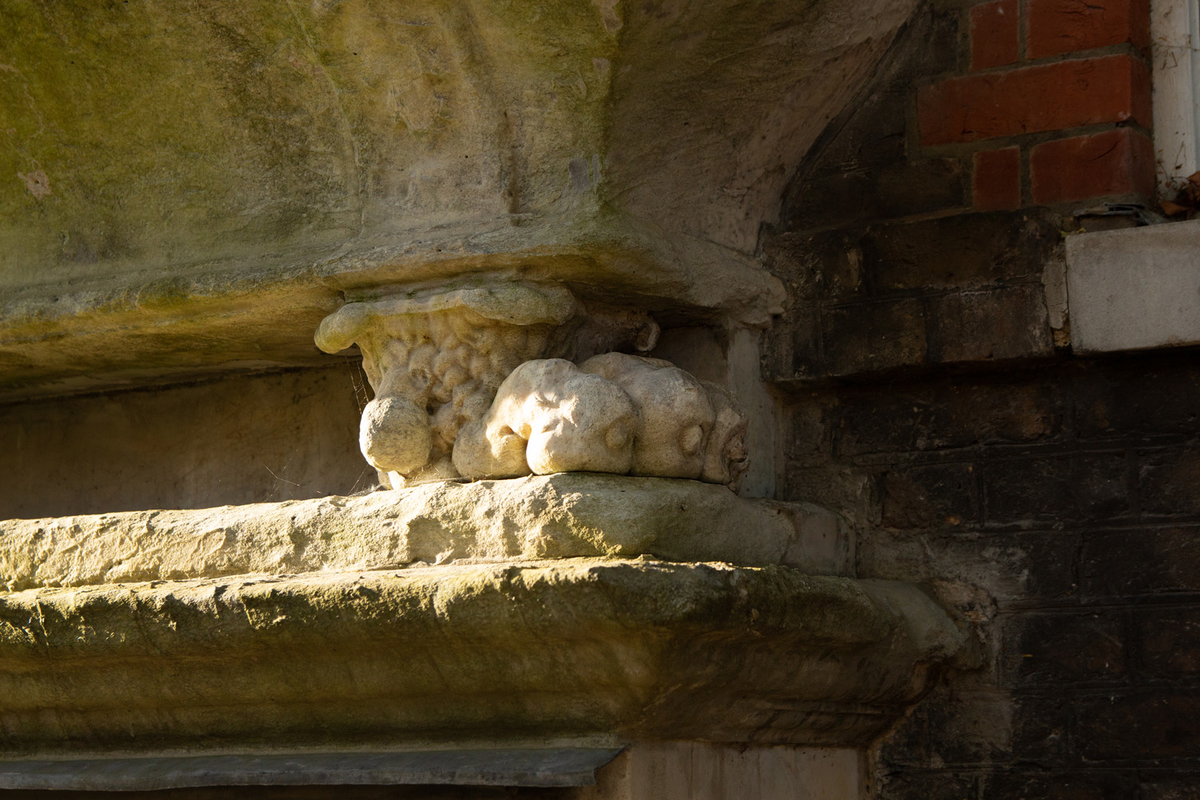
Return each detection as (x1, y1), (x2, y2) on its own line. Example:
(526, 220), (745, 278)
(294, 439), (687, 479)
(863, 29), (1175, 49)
(918, 54), (1151, 145)
(1030, 128), (1154, 203)
(974, 147), (1021, 210)
(972, 0), (1020, 70)
(1027, 0), (1151, 59)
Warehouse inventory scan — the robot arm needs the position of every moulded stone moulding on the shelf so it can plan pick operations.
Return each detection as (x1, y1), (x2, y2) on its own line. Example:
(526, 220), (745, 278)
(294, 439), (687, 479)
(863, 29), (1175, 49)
(0, 559), (966, 757)
(0, 474), (850, 593)
(0, 745), (863, 794)
(0, 749), (626, 791)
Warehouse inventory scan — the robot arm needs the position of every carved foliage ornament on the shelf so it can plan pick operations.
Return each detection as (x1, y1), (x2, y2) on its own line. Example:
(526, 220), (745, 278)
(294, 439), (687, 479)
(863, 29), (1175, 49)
(316, 282), (748, 489)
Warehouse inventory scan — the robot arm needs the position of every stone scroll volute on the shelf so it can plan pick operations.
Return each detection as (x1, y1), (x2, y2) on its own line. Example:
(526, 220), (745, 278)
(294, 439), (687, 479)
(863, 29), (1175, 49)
(316, 282), (749, 490)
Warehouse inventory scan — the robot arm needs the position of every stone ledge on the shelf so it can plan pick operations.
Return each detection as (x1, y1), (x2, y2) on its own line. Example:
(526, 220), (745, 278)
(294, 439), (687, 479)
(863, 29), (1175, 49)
(0, 749), (623, 791)
(0, 560), (964, 756)
(1065, 218), (1200, 353)
(0, 229), (781, 403)
(0, 0), (925, 402)
(0, 474), (849, 593)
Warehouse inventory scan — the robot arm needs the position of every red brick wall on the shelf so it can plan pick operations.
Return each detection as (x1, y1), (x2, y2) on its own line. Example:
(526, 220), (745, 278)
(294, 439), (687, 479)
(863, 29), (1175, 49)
(776, 353), (1200, 800)
(773, 0), (1158, 386)
(921, 0), (1154, 209)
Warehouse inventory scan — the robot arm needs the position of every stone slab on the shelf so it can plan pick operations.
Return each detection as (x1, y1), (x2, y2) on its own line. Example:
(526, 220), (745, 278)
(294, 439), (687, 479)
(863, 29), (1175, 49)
(0, 474), (849, 593)
(1066, 220), (1200, 353)
(0, 560), (964, 756)
(577, 744), (860, 800)
(0, 749), (622, 790)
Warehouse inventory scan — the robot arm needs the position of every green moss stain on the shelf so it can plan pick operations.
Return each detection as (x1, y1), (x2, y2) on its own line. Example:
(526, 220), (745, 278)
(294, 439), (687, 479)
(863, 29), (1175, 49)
(0, 0), (620, 294)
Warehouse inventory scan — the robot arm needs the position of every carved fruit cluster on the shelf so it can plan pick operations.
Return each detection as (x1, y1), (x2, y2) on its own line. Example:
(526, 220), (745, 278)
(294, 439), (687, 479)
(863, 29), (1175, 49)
(356, 309), (557, 477)
(452, 354), (749, 489)
(314, 282), (741, 488)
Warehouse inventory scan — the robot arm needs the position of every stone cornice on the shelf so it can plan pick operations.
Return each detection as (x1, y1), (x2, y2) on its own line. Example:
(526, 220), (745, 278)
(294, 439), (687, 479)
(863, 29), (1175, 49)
(0, 0), (917, 399)
(0, 560), (965, 756)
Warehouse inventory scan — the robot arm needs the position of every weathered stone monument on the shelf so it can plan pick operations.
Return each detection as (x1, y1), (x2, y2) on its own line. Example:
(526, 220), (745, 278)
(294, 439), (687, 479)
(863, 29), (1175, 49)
(0, 1), (969, 796)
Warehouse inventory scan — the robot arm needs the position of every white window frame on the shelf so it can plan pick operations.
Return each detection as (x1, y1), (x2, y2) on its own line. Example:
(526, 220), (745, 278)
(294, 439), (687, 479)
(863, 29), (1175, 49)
(1152, 0), (1200, 195)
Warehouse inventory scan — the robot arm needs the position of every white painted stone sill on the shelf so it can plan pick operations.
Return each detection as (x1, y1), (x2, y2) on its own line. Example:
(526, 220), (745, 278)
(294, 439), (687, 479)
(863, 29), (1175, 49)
(1065, 218), (1200, 354)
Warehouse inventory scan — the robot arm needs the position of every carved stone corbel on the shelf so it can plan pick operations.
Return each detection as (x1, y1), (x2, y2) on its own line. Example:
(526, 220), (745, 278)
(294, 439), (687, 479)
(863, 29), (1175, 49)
(315, 280), (749, 489)
(315, 282), (660, 486)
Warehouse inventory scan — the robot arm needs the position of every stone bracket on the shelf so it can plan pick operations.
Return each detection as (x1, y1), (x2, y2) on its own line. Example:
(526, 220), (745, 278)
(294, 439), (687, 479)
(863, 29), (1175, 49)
(314, 280), (750, 489)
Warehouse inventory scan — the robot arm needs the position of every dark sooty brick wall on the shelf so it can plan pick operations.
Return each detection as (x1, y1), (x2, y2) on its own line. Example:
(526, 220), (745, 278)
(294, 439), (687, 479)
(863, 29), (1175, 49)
(773, 356), (1200, 799)
(763, 3), (1195, 798)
